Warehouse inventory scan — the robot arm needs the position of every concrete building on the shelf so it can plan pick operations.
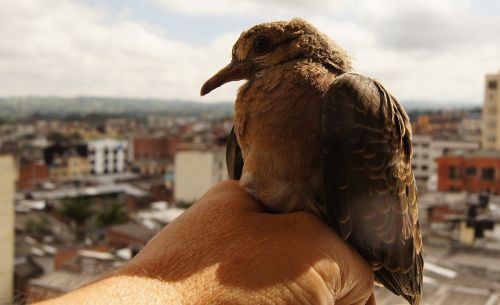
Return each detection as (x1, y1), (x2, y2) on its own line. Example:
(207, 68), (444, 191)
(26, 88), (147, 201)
(436, 150), (500, 193)
(482, 71), (500, 149)
(132, 136), (176, 175)
(458, 112), (482, 142)
(174, 146), (227, 203)
(44, 143), (89, 181)
(88, 139), (128, 175)
(412, 134), (480, 189)
(0, 155), (16, 304)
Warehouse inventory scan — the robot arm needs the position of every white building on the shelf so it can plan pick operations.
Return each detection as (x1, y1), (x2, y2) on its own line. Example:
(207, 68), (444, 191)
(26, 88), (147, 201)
(0, 155), (16, 304)
(88, 139), (128, 175)
(458, 112), (482, 143)
(412, 135), (480, 189)
(482, 71), (500, 149)
(174, 147), (228, 203)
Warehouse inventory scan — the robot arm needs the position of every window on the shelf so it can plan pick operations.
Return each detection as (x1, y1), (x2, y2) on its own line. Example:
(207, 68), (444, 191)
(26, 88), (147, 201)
(422, 154), (429, 159)
(465, 167), (476, 177)
(449, 166), (459, 179)
(422, 165), (429, 171)
(488, 81), (498, 90)
(481, 168), (495, 181)
(411, 164), (417, 170)
(422, 143), (429, 148)
(487, 120), (497, 128)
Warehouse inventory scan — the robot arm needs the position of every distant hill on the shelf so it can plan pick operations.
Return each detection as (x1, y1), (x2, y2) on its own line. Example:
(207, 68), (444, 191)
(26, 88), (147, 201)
(0, 97), (234, 121)
(0, 97), (481, 122)
(402, 100), (481, 111)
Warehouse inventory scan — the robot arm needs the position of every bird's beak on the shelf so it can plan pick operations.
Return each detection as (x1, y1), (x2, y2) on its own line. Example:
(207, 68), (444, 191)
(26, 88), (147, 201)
(200, 60), (247, 96)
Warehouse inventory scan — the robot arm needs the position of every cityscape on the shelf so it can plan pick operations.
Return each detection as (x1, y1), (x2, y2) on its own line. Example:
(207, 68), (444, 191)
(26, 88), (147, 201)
(0, 71), (499, 304)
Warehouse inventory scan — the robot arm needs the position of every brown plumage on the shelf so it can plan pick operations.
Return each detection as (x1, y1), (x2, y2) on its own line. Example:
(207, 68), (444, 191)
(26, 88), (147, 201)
(201, 18), (423, 305)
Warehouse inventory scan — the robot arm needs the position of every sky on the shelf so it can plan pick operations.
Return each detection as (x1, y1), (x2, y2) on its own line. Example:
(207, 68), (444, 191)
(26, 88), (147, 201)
(1, 0), (500, 105)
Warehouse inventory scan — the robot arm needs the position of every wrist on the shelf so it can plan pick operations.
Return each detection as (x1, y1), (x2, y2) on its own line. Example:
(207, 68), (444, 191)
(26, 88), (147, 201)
(34, 274), (183, 305)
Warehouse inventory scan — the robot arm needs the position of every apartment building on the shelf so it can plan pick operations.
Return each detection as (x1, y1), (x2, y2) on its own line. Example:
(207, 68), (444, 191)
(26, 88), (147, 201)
(88, 139), (128, 175)
(412, 135), (480, 186)
(482, 71), (500, 149)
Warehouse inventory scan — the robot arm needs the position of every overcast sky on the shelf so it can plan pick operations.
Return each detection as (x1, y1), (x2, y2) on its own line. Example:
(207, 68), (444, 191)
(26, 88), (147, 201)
(1, 0), (499, 104)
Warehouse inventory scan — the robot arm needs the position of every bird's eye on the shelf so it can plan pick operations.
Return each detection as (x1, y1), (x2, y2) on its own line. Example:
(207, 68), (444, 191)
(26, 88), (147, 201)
(253, 37), (271, 54)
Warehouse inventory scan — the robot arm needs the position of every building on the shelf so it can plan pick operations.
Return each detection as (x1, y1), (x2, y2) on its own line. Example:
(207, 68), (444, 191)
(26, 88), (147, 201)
(174, 146), (227, 203)
(458, 112), (482, 142)
(412, 112), (463, 137)
(50, 156), (90, 180)
(44, 143), (89, 181)
(482, 71), (500, 149)
(17, 161), (50, 190)
(436, 150), (500, 193)
(88, 139), (128, 175)
(412, 134), (480, 188)
(106, 222), (156, 248)
(132, 136), (176, 175)
(0, 155), (16, 304)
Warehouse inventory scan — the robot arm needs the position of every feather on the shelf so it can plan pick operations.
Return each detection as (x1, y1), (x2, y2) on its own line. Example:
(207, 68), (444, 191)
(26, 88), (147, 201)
(323, 73), (423, 304)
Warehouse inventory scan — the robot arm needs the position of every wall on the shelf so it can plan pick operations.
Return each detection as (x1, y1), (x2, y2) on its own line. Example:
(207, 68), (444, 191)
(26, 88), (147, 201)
(88, 139), (127, 175)
(412, 134), (479, 184)
(174, 149), (227, 203)
(482, 72), (500, 149)
(0, 155), (16, 304)
(17, 162), (49, 190)
(437, 154), (500, 193)
(174, 150), (215, 203)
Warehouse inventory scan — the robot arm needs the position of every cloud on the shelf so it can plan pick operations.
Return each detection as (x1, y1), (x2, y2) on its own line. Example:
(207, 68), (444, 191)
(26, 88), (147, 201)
(0, 0), (499, 104)
(353, 0), (500, 52)
(0, 0), (242, 101)
(152, 0), (346, 17)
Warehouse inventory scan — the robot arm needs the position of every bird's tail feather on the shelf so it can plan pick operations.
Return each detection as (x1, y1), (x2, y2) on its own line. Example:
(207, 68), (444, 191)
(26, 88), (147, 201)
(374, 252), (423, 305)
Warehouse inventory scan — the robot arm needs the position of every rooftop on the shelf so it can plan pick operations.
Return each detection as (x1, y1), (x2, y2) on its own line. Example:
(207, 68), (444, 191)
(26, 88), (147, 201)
(107, 222), (156, 242)
(29, 270), (96, 292)
(441, 149), (500, 159)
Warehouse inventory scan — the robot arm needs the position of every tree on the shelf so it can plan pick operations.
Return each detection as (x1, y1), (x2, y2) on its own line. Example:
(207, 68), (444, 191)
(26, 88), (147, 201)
(25, 217), (51, 239)
(47, 131), (67, 143)
(95, 203), (129, 228)
(59, 196), (94, 240)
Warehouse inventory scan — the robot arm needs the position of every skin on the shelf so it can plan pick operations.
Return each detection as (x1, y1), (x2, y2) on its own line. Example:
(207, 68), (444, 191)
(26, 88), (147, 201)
(35, 181), (375, 305)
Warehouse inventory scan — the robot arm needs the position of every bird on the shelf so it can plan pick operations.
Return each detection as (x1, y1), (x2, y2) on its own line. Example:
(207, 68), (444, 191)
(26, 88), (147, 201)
(200, 18), (423, 305)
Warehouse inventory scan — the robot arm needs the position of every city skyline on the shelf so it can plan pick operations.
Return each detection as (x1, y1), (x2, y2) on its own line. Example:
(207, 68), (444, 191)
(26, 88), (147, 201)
(1, 0), (499, 104)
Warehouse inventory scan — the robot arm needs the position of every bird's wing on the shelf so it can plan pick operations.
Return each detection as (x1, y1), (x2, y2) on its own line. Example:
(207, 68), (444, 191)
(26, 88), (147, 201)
(322, 73), (423, 305)
(226, 127), (244, 180)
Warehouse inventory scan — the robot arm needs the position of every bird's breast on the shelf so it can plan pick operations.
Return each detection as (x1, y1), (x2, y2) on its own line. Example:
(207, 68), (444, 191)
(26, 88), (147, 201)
(234, 61), (335, 212)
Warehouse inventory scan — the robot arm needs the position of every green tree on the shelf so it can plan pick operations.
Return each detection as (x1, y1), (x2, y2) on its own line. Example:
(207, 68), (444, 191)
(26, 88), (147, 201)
(47, 131), (66, 143)
(95, 203), (129, 228)
(59, 196), (94, 240)
(25, 217), (50, 239)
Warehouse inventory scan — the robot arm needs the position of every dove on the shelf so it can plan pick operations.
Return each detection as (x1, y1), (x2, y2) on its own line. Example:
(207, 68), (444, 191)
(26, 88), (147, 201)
(201, 18), (423, 305)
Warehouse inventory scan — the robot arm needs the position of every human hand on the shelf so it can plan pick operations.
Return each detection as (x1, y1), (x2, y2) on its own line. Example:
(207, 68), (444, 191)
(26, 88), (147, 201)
(36, 180), (374, 305)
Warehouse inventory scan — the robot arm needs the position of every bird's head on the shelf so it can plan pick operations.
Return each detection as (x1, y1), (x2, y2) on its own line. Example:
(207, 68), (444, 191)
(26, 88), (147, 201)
(200, 18), (352, 96)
